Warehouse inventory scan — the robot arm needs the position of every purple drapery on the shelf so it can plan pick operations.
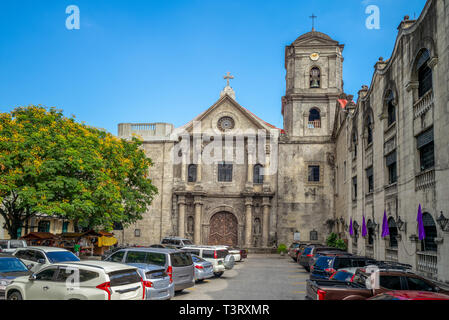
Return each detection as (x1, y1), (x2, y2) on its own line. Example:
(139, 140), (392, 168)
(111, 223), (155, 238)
(417, 204), (426, 241)
(349, 218), (353, 236)
(362, 215), (367, 237)
(381, 210), (389, 238)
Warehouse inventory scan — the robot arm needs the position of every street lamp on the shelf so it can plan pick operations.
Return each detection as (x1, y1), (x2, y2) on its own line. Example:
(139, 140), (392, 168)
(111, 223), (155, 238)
(436, 212), (449, 231)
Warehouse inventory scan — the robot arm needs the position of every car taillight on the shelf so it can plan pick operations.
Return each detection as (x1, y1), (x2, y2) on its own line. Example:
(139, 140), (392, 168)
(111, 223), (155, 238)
(96, 282), (112, 300)
(317, 289), (327, 300)
(214, 251), (217, 259)
(195, 265), (204, 270)
(140, 278), (152, 300)
(325, 268), (336, 274)
(307, 254), (313, 257)
(166, 266), (173, 284)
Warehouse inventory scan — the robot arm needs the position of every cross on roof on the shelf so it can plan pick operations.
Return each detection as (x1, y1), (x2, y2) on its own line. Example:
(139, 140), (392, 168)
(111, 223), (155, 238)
(309, 13), (317, 31)
(224, 72), (234, 87)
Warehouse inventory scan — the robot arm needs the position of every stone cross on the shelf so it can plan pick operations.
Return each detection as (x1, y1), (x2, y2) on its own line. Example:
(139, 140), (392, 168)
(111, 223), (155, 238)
(224, 72), (234, 87)
(310, 14), (317, 31)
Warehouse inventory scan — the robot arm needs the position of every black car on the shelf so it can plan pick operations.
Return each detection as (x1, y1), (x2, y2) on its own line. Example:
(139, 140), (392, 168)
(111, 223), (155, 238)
(310, 255), (376, 280)
(0, 254), (32, 300)
(298, 245), (347, 272)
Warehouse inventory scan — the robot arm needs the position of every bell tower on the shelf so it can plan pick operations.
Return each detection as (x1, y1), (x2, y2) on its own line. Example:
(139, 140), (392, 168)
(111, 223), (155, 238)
(282, 30), (345, 140)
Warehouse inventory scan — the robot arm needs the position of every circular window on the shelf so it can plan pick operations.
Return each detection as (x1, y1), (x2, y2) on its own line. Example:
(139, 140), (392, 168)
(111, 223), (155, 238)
(217, 116), (235, 132)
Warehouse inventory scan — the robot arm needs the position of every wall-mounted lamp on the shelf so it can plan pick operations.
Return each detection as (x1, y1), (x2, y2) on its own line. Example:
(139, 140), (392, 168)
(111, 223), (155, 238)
(396, 216), (406, 232)
(436, 212), (449, 231)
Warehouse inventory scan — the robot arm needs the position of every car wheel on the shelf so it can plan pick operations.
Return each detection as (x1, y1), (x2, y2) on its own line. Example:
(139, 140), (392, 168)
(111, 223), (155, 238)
(196, 279), (204, 283)
(175, 289), (183, 293)
(8, 291), (23, 300)
(214, 272), (224, 278)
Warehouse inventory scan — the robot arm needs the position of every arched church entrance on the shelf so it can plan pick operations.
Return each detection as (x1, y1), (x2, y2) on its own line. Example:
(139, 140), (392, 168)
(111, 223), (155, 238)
(208, 212), (238, 246)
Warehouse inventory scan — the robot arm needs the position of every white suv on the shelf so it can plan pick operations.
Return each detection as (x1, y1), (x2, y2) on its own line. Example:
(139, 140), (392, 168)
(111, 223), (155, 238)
(180, 246), (234, 277)
(13, 247), (80, 273)
(5, 261), (144, 300)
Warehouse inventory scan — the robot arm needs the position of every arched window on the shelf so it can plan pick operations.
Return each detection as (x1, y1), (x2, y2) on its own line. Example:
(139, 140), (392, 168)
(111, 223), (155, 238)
(308, 108), (321, 129)
(352, 131), (358, 158)
(416, 49), (433, 98)
(386, 91), (396, 126)
(188, 164), (197, 183)
(388, 218), (398, 248)
(421, 212), (437, 252)
(310, 230), (318, 241)
(310, 67), (321, 88)
(365, 114), (373, 145)
(253, 164), (264, 184)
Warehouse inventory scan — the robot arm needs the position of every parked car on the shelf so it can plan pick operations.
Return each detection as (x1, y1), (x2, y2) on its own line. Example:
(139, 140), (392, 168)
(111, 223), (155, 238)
(103, 247), (195, 293)
(13, 247), (80, 273)
(310, 255), (375, 280)
(294, 244), (311, 262)
(191, 254), (214, 282)
(133, 264), (174, 300)
(5, 261), (144, 300)
(0, 254), (33, 300)
(306, 265), (449, 300)
(180, 246), (234, 277)
(161, 237), (194, 249)
(299, 246), (347, 272)
(368, 291), (449, 300)
(288, 243), (304, 261)
(149, 244), (179, 249)
(0, 240), (27, 254)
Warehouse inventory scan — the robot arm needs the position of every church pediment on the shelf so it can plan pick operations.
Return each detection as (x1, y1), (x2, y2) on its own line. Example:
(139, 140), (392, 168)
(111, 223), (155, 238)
(175, 94), (281, 136)
(292, 30), (341, 47)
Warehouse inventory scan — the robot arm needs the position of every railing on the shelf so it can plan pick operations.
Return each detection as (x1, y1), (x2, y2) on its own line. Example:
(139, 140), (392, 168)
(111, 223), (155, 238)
(417, 251), (438, 275)
(385, 248), (398, 262)
(415, 169), (435, 191)
(308, 120), (321, 129)
(131, 124), (156, 131)
(414, 90), (434, 119)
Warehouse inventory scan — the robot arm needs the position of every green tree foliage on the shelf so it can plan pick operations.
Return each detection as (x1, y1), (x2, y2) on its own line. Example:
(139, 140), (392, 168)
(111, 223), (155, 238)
(277, 243), (287, 254)
(0, 106), (158, 238)
(326, 233), (347, 251)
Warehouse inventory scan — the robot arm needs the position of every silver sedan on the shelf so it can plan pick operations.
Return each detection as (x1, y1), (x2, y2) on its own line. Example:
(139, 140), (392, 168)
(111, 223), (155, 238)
(191, 254), (214, 282)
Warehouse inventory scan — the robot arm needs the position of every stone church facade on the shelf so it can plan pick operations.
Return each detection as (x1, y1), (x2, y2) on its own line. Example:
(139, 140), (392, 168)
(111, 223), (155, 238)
(115, 0), (448, 283)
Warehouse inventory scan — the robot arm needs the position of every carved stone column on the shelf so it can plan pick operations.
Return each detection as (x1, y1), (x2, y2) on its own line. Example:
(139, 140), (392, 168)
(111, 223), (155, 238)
(178, 195), (186, 237)
(247, 154), (253, 184)
(262, 197), (271, 247)
(194, 196), (203, 244)
(245, 197), (253, 247)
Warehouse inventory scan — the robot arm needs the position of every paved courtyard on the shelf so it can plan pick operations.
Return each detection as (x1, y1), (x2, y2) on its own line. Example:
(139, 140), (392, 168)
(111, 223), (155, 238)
(173, 254), (308, 300)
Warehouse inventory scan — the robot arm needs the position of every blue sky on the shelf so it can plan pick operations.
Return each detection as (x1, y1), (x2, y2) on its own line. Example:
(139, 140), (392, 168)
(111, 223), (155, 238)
(0, 0), (427, 134)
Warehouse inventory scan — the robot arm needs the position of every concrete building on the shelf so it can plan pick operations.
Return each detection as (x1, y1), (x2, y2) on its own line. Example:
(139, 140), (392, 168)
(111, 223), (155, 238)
(333, 0), (449, 284)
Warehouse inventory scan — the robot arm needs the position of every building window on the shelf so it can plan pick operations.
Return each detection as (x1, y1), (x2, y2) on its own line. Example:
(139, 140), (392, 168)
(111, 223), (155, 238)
(310, 67), (321, 88)
(352, 176), (358, 201)
(416, 49), (433, 98)
(386, 151), (397, 184)
(188, 164), (197, 183)
(62, 222), (69, 233)
(388, 218), (398, 248)
(366, 167), (374, 193)
(308, 166), (320, 182)
(38, 221), (51, 233)
(134, 229), (141, 237)
(367, 220), (374, 245)
(421, 213), (437, 252)
(113, 222), (124, 230)
(16, 227), (22, 239)
(218, 162), (233, 182)
(417, 128), (435, 171)
(386, 91), (396, 126)
(352, 131), (358, 159)
(308, 108), (321, 129)
(310, 230), (318, 241)
(343, 161), (347, 182)
(365, 114), (373, 145)
(253, 164), (264, 184)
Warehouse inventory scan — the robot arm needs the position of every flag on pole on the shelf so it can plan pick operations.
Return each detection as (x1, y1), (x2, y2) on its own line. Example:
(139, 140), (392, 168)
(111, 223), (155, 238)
(381, 210), (389, 238)
(349, 218), (353, 236)
(417, 204), (426, 241)
(362, 215), (367, 237)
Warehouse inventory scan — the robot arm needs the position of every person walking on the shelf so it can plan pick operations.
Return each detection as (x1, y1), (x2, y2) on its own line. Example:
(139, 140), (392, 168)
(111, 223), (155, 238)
(74, 241), (81, 257)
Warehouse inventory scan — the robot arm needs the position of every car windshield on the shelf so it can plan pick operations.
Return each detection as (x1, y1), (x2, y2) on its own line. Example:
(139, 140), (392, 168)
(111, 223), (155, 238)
(46, 251), (80, 263)
(0, 241), (8, 249)
(0, 257), (29, 273)
(170, 252), (193, 267)
(332, 271), (354, 282)
(314, 257), (333, 269)
(183, 240), (193, 245)
(303, 247), (312, 255)
(290, 243), (300, 248)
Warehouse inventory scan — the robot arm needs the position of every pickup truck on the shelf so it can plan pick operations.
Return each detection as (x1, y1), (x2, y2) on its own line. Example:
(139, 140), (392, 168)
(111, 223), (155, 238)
(306, 269), (449, 300)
